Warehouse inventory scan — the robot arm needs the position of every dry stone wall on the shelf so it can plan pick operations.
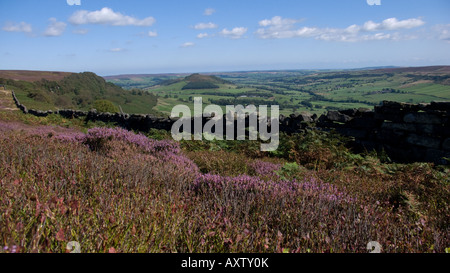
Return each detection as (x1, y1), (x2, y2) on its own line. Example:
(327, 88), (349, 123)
(12, 90), (450, 164)
(315, 101), (450, 165)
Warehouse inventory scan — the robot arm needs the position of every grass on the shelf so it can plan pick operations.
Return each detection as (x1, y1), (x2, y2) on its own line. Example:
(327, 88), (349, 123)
(114, 69), (450, 116)
(403, 83), (450, 100)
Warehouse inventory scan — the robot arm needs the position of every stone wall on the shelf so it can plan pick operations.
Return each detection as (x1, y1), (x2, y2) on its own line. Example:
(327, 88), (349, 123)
(11, 90), (450, 164)
(315, 101), (450, 165)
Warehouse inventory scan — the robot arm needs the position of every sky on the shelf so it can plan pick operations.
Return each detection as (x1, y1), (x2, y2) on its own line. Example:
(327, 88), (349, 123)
(0, 0), (449, 75)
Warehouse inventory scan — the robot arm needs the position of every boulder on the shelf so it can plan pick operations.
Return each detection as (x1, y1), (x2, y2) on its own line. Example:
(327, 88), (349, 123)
(297, 113), (314, 122)
(326, 111), (352, 123)
(340, 109), (357, 117)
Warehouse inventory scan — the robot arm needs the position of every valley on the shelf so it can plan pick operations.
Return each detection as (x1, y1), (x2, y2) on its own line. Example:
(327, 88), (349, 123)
(106, 66), (450, 116)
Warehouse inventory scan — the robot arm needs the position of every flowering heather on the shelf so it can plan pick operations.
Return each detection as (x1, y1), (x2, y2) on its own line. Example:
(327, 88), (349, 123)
(0, 123), (448, 253)
(1, 245), (19, 253)
(82, 127), (181, 155)
(0, 120), (85, 143)
(193, 174), (355, 206)
(248, 160), (282, 178)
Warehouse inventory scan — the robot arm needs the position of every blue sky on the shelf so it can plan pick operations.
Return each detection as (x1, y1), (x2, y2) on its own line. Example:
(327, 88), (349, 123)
(0, 0), (449, 75)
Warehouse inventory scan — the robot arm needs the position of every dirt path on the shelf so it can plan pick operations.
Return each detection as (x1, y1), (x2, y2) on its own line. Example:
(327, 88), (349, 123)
(0, 89), (19, 111)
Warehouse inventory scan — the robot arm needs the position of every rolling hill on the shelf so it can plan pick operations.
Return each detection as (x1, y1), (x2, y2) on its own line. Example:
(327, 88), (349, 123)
(159, 73), (233, 90)
(107, 67), (450, 116)
(0, 70), (161, 115)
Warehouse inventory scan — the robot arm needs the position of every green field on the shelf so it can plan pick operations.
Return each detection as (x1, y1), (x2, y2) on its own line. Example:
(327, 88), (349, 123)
(3, 67), (448, 117)
(107, 66), (450, 116)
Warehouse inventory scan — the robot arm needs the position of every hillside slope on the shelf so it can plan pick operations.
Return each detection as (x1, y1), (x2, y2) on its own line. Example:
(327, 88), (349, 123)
(0, 70), (161, 115)
(0, 70), (72, 82)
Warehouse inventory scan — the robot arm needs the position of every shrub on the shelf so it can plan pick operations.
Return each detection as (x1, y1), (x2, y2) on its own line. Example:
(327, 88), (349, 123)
(92, 99), (119, 113)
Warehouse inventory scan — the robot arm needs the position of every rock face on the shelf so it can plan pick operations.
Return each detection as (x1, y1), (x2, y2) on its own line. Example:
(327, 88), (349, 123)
(11, 90), (450, 165)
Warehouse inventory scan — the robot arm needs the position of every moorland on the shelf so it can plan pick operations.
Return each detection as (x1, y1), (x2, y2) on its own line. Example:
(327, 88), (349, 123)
(0, 66), (448, 253)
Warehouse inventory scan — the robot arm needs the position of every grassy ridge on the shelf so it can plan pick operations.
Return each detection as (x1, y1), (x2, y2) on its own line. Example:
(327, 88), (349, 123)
(0, 71), (162, 115)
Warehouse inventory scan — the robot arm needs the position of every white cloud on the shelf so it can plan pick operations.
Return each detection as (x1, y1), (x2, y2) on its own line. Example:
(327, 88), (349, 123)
(193, 22), (218, 30)
(439, 28), (450, 41)
(362, 18), (425, 31)
(69, 7), (155, 26)
(2, 21), (32, 33)
(256, 16), (313, 39)
(432, 24), (450, 42)
(197, 33), (209, 39)
(147, 31), (158, 37)
(258, 16), (301, 27)
(44, 18), (67, 37)
(73, 28), (89, 35)
(256, 16), (425, 42)
(220, 27), (248, 39)
(204, 8), (216, 16)
(256, 26), (318, 39)
(109, 48), (125, 52)
(181, 42), (195, 48)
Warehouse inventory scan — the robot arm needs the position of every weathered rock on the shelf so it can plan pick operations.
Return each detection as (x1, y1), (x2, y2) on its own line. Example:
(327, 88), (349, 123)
(327, 111), (352, 123)
(404, 112), (442, 124)
(340, 109), (357, 117)
(357, 107), (372, 113)
(382, 101), (405, 109)
(377, 128), (408, 142)
(382, 122), (416, 132)
(349, 117), (378, 129)
(429, 101), (450, 111)
(374, 112), (404, 123)
(406, 134), (441, 149)
(318, 114), (328, 123)
(443, 138), (450, 151)
(298, 113), (314, 122)
(289, 113), (299, 119)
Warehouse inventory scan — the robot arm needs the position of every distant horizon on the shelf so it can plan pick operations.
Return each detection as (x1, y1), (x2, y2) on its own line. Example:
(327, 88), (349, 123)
(3, 64), (450, 78)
